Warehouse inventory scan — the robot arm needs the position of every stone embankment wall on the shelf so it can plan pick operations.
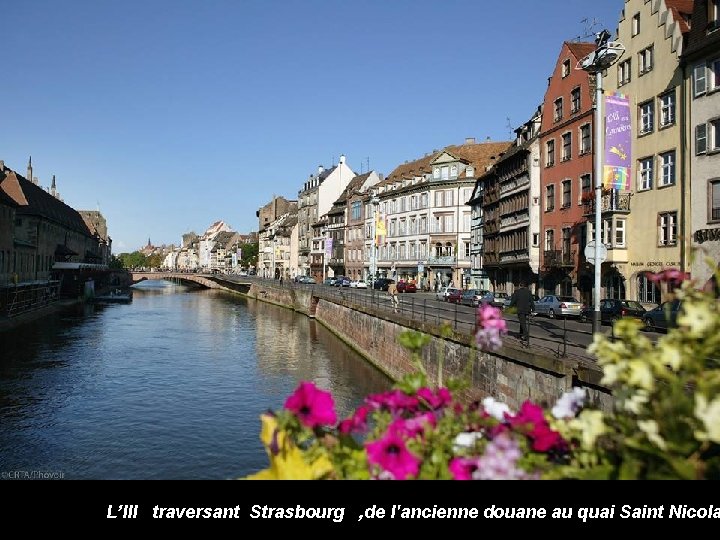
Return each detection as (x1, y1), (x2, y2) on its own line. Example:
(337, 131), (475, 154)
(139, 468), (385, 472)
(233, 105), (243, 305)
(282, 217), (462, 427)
(241, 282), (612, 411)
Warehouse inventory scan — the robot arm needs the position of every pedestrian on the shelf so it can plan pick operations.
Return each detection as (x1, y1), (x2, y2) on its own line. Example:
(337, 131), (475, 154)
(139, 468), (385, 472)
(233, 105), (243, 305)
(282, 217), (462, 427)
(509, 281), (534, 345)
(388, 281), (399, 313)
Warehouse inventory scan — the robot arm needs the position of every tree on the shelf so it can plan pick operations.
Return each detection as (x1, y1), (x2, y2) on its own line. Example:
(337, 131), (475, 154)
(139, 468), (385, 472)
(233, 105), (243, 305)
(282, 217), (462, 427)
(117, 251), (147, 269)
(239, 242), (259, 269)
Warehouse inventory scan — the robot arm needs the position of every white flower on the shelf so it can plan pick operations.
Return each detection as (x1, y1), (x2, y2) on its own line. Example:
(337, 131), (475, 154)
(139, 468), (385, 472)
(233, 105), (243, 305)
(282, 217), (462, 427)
(695, 394), (720, 443)
(482, 397), (512, 421)
(678, 302), (715, 338)
(453, 431), (483, 451)
(568, 410), (606, 449)
(627, 360), (654, 391)
(638, 419), (666, 450)
(552, 387), (587, 419)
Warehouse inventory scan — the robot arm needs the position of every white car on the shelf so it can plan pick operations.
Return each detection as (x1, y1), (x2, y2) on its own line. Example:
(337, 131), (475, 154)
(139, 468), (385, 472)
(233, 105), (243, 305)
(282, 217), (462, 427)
(436, 286), (459, 302)
(350, 280), (368, 289)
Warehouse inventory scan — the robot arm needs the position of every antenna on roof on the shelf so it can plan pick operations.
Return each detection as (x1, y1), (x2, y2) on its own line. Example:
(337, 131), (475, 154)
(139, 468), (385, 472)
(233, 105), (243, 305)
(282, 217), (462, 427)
(573, 17), (601, 41)
(506, 117), (514, 139)
(366, 157), (370, 173)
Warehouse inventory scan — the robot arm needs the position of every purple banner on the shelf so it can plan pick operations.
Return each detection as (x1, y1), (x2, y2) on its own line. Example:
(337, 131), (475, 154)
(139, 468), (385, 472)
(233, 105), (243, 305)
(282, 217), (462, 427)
(325, 238), (333, 258)
(603, 93), (631, 191)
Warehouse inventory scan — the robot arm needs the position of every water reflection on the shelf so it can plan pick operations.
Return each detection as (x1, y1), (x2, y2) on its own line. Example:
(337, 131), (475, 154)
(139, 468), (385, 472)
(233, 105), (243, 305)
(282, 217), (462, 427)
(0, 282), (390, 479)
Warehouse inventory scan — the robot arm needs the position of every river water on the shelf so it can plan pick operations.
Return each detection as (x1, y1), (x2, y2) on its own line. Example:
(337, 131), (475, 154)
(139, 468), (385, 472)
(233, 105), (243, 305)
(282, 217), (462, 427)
(0, 281), (391, 479)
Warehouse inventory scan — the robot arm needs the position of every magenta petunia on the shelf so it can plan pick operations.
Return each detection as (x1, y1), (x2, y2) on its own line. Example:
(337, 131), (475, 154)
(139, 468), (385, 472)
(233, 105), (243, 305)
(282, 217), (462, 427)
(366, 432), (421, 480)
(366, 390), (419, 414)
(284, 381), (337, 428)
(389, 412), (436, 439)
(529, 424), (565, 452)
(338, 405), (369, 435)
(505, 400), (565, 452)
(417, 387), (453, 410)
(449, 457), (479, 480)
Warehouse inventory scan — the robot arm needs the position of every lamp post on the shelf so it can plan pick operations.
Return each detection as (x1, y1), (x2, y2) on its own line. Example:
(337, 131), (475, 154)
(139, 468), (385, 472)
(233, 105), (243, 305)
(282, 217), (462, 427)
(369, 195), (379, 284)
(579, 30), (625, 335)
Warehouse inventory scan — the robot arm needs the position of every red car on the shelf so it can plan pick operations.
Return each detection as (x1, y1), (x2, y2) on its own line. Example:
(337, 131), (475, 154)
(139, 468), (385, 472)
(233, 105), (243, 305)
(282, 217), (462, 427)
(396, 281), (417, 293)
(446, 289), (463, 303)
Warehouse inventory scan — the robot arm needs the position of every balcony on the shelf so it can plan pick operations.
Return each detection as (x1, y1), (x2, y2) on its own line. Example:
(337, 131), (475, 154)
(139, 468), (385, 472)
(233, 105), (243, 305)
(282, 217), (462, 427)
(426, 255), (457, 265)
(544, 250), (575, 268)
(583, 191), (631, 216)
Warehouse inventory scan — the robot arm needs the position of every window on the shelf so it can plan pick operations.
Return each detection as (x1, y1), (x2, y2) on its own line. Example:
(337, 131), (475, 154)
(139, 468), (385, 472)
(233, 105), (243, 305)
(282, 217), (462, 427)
(554, 97), (563, 122)
(580, 124), (591, 154)
(450, 165), (457, 178)
(580, 174), (592, 202)
(659, 91), (675, 127)
(433, 167), (440, 179)
(533, 233), (539, 247)
(615, 219), (626, 247)
(441, 166), (449, 180)
(571, 87), (581, 113)
(639, 100), (654, 134)
(351, 201), (362, 221)
(601, 219), (611, 245)
(604, 275), (626, 299)
(659, 151), (676, 187)
(638, 46), (654, 75)
(545, 229), (555, 251)
(638, 157), (654, 191)
(434, 191), (443, 207)
(562, 180), (571, 208)
(697, 124), (708, 154)
(638, 274), (661, 304)
(712, 59), (720, 90)
(712, 119), (720, 152)
(618, 59), (631, 86)
(562, 227), (571, 259)
(694, 63), (707, 96)
(561, 132), (572, 161)
(632, 13), (641, 36)
(562, 59), (571, 78)
(710, 180), (720, 221)
(658, 212), (677, 246)
(546, 139), (555, 167)
(711, 0), (720, 28)
(545, 185), (555, 211)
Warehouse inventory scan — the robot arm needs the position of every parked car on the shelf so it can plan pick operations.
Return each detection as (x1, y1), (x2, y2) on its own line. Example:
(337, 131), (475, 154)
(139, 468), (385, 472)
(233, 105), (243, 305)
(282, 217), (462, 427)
(301, 276), (317, 284)
(396, 281), (417, 293)
(349, 280), (367, 289)
(534, 295), (584, 318)
(373, 278), (395, 291)
(482, 291), (509, 308)
(334, 276), (351, 287)
(435, 286), (458, 301)
(323, 278), (335, 286)
(580, 299), (646, 324)
(460, 289), (486, 307)
(446, 288), (464, 304)
(642, 300), (682, 332)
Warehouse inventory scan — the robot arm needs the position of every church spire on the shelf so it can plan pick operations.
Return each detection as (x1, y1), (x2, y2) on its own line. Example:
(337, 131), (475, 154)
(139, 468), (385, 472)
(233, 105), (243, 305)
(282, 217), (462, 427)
(51, 174), (57, 197)
(27, 156), (32, 183)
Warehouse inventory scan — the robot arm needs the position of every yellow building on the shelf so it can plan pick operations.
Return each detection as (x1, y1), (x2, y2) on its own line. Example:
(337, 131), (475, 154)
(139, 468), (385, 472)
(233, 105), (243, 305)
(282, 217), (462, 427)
(605, 0), (693, 305)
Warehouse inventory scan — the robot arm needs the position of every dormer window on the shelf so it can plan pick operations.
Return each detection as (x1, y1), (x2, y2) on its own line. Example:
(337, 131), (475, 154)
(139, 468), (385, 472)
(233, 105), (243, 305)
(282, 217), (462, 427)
(433, 167), (440, 179)
(562, 59), (571, 78)
(466, 166), (475, 177)
(450, 165), (458, 178)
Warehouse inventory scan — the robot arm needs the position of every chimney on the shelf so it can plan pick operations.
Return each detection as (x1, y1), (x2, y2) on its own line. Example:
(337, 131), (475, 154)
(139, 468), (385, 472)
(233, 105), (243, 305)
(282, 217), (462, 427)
(464, 137), (476, 145)
(339, 154), (346, 165)
(0, 160), (4, 170)
(318, 165), (324, 174)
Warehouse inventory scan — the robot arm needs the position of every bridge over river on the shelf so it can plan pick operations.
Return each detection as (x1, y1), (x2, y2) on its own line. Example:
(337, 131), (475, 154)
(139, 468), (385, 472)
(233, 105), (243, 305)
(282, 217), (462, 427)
(130, 272), (252, 294)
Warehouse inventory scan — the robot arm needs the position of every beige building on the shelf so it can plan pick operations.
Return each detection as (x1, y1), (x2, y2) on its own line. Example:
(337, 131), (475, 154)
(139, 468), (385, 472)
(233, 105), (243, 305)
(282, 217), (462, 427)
(605, 0), (693, 305)
(684, 0), (720, 285)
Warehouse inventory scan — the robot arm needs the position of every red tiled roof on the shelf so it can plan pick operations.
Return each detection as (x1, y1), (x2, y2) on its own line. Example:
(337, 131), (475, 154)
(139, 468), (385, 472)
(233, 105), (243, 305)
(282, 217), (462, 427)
(666, 0), (694, 34)
(384, 141), (512, 183)
(566, 42), (596, 60)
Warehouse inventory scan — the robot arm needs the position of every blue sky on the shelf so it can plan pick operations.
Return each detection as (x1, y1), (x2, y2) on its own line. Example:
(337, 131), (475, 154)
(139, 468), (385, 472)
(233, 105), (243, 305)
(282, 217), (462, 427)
(2, 0), (623, 253)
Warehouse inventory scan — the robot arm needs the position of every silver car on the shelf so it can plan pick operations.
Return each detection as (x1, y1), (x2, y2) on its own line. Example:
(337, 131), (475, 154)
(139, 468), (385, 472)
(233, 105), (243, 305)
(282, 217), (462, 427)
(534, 295), (584, 318)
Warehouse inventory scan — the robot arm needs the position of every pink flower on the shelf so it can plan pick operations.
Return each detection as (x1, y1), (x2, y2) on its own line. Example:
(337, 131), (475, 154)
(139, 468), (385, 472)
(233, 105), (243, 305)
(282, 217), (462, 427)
(449, 457), (479, 480)
(366, 431), (421, 480)
(389, 413), (436, 439)
(366, 390), (419, 414)
(417, 387), (452, 410)
(662, 268), (689, 285)
(338, 405), (369, 435)
(505, 400), (565, 452)
(284, 381), (337, 428)
(645, 271), (663, 283)
(475, 303), (507, 351)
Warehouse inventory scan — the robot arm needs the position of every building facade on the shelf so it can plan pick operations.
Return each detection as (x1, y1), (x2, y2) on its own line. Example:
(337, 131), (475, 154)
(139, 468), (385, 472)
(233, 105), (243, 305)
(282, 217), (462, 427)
(683, 0), (720, 285)
(538, 41), (597, 302)
(606, 0), (693, 305)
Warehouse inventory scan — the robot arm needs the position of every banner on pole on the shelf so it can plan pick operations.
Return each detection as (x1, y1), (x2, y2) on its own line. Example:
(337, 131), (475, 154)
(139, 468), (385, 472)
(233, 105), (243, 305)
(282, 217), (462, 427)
(375, 216), (386, 246)
(325, 237), (333, 258)
(603, 93), (632, 191)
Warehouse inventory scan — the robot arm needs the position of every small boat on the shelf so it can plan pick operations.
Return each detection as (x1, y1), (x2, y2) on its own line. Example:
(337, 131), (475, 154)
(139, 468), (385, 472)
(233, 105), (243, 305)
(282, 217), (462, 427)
(94, 289), (133, 303)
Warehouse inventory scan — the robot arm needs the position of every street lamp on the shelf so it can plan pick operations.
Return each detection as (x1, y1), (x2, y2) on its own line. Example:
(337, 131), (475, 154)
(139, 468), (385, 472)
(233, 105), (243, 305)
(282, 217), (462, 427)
(579, 30), (625, 335)
(369, 195), (380, 284)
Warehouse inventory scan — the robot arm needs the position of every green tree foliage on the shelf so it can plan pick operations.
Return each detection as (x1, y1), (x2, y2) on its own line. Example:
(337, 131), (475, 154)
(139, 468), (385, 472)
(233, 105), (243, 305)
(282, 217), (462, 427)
(239, 242), (259, 268)
(117, 251), (147, 269)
